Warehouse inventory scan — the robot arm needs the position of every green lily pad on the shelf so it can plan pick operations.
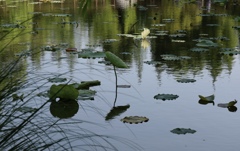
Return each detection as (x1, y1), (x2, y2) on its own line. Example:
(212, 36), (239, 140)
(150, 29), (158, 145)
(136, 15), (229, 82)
(102, 39), (118, 43)
(161, 54), (191, 61)
(177, 78), (196, 83)
(105, 51), (128, 68)
(169, 34), (186, 38)
(171, 128), (196, 135)
(15, 106), (37, 113)
(120, 116), (149, 124)
(78, 51), (106, 58)
(190, 47), (209, 52)
(78, 89), (96, 100)
(219, 48), (240, 55)
(48, 77), (67, 83)
(144, 61), (162, 65)
(154, 94), (179, 101)
(198, 94), (215, 105)
(198, 94), (214, 102)
(70, 80), (101, 90)
(196, 40), (218, 47)
(49, 84), (79, 100)
(161, 54), (181, 61)
(105, 105), (130, 120)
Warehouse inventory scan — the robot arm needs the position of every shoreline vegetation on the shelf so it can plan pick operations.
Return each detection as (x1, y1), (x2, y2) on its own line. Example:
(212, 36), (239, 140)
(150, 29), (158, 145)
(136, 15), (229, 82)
(0, 19), (140, 151)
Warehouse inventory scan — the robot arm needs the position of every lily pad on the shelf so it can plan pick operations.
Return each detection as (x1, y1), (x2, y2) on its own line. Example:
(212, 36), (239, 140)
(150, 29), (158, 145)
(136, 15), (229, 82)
(48, 77), (67, 83)
(71, 80), (101, 90)
(198, 94), (215, 105)
(161, 54), (191, 61)
(49, 84), (79, 100)
(120, 116), (149, 124)
(15, 106), (37, 113)
(218, 100), (237, 108)
(196, 40), (218, 47)
(144, 61), (162, 65)
(177, 78), (196, 83)
(78, 51), (106, 58)
(198, 94), (214, 102)
(190, 47), (209, 52)
(154, 94), (179, 101)
(171, 128), (196, 135)
(105, 51), (128, 68)
(78, 89), (96, 100)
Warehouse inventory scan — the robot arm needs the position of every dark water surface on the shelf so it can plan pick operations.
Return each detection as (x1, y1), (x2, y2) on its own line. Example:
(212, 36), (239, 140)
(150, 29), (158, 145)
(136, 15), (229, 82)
(1, 0), (240, 150)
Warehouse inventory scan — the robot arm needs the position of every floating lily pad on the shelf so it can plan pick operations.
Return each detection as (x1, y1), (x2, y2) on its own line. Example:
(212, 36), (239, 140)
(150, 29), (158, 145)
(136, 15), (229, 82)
(76, 80), (101, 89)
(154, 94), (179, 101)
(15, 106), (37, 113)
(171, 128), (196, 135)
(48, 77), (67, 83)
(105, 105), (130, 120)
(49, 84), (79, 100)
(190, 47), (209, 52)
(144, 61), (162, 65)
(218, 100), (237, 108)
(120, 116), (149, 124)
(161, 54), (191, 61)
(196, 40), (218, 47)
(78, 51), (106, 58)
(169, 34), (186, 38)
(1, 23), (25, 28)
(117, 85), (131, 88)
(198, 94), (215, 105)
(219, 48), (240, 55)
(171, 40), (185, 43)
(177, 78), (196, 83)
(102, 39), (118, 43)
(162, 18), (174, 22)
(78, 89), (96, 100)
(206, 24), (220, 26)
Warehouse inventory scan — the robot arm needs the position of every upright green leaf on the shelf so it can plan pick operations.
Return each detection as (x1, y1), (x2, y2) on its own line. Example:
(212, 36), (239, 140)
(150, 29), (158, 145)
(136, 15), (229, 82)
(105, 51), (128, 68)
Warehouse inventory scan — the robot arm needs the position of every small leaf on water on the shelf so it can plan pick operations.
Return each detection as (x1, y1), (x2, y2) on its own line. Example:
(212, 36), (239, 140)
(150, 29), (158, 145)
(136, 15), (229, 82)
(120, 116), (149, 124)
(171, 128), (196, 135)
(177, 78), (196, 83)
(198, 94), (214, 102)
(228, 100), (237, 107)
(154, 94), (179, 101)
(48, 77), (67, 83)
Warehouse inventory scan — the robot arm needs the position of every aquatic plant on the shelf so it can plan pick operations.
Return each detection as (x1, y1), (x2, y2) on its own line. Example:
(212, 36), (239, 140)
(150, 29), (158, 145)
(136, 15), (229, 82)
(0, 20), (140, 151)
(141, 28), (150, 39)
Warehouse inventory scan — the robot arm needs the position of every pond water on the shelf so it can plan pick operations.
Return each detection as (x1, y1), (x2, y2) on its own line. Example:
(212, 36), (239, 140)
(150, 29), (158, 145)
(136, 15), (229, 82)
(1, 0), (240, 150)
